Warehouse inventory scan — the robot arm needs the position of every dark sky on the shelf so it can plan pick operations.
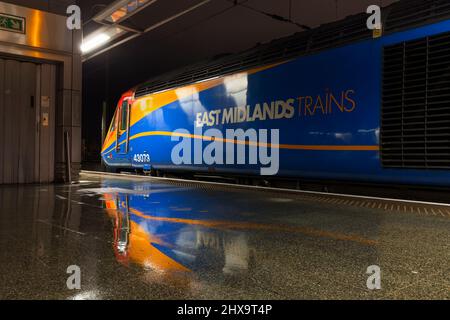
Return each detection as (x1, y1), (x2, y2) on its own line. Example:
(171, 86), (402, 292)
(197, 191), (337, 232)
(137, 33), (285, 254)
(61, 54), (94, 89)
(78, 0), (397, 159)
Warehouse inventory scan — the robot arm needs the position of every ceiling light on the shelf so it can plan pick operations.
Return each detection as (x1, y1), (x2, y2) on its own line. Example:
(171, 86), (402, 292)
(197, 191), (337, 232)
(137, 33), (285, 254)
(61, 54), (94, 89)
(80, 33), (111, 53)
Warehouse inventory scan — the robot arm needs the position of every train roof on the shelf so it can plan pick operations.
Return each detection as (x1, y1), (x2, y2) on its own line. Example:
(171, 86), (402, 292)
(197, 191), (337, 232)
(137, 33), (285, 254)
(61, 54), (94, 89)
(135, 0), (450, 98)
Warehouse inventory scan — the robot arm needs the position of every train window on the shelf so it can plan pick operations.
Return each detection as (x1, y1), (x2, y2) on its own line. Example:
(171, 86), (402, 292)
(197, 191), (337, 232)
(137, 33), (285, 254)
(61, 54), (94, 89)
(120, 101), (128, 131)
(109, 111), (117, 132)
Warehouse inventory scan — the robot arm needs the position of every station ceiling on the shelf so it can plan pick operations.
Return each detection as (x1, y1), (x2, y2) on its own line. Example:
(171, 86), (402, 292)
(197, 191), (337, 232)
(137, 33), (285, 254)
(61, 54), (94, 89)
(80, 0), (398, 62)
(80, 0), (397, 82)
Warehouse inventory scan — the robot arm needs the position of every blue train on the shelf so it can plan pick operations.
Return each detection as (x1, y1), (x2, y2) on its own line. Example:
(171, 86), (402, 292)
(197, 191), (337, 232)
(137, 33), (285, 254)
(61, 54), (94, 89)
(102, 0), (450, 187)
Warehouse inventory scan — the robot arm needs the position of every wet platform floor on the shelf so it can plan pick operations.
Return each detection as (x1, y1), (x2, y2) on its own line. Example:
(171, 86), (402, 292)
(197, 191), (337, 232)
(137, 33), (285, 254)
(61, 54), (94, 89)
(0, 172), (449, 299)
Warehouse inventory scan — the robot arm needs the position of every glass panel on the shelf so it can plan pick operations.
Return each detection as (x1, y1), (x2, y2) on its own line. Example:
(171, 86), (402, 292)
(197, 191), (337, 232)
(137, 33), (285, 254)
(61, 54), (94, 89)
(120, 101), (128, 131)
(108, 109), (117, 133)
(104, 0), (152, 23)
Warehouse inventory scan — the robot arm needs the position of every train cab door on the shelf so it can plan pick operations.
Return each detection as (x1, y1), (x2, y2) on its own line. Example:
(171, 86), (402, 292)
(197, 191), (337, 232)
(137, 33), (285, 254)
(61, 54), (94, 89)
(116, 99), (130, 155)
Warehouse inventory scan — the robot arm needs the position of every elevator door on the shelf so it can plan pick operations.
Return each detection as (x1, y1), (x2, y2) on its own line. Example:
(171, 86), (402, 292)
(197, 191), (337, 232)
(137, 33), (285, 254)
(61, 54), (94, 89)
(0, 58), (55, 184)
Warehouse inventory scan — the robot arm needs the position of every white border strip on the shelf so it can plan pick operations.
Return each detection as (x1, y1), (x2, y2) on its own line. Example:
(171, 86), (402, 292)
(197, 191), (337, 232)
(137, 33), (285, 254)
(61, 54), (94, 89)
(80, 170), (450, 207)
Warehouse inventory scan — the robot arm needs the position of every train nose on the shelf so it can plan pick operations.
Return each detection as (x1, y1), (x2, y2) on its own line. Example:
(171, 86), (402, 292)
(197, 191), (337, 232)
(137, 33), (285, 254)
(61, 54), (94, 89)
(101, 150), (114, 166)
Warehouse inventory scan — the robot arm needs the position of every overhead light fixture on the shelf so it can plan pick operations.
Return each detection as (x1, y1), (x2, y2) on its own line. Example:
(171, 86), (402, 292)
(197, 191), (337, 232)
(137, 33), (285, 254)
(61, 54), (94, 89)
(82, 0), (211, 60)
(80, 33), (111, 53)
(94, 0), (157, 25)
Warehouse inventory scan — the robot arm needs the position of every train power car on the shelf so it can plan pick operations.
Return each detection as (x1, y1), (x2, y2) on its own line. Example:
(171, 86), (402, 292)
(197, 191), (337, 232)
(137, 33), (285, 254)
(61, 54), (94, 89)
(102, 0), (450, 188)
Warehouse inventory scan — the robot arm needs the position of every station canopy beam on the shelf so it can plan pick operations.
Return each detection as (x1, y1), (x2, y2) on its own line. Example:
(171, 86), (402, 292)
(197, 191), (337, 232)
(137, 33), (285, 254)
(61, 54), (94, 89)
(82, 0), (211, 61)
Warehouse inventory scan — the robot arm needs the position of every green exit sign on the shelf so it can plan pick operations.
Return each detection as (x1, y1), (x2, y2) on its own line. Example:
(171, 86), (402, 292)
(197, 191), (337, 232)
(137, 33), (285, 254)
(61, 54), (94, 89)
(0, 13), (25, 34)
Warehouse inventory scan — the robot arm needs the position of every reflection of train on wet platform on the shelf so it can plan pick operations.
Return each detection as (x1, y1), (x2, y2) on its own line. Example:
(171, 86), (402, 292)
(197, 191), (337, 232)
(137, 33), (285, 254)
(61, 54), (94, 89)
(102, 180), (254, 275)
(102, 0), (450, 188)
